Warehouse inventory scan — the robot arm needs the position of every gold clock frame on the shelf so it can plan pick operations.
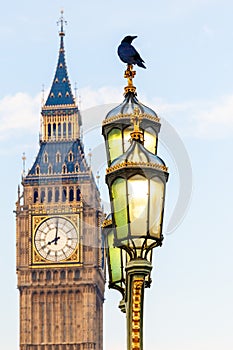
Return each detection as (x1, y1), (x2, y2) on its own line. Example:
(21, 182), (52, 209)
(31, 214), (82, 268)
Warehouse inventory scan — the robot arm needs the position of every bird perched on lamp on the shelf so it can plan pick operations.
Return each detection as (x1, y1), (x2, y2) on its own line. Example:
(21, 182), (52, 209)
(117, 35), (146, 68)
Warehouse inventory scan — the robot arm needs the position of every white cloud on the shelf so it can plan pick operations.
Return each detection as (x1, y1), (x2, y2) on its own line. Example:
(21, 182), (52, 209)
(0, 92), (40, 140)
(149, 94), (233, 139)
(194, 94), (233, 138)
(79, 86), (122, 110)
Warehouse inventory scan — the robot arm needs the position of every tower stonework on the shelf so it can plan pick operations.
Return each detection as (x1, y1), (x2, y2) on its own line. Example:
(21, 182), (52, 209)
(15, 14), (105, 350)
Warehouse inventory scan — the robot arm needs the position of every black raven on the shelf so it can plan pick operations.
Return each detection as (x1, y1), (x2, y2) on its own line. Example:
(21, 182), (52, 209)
(117, 35), (146, 69)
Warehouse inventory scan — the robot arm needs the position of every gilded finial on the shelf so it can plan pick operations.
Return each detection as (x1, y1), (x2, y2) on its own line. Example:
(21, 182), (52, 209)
(96, 171), (100, 188)
(124, 64), (137, 94)
(130, 107), (144, 143)
(57, 9), (67, 37)
(22, 152), (26, 177)
(88, 148), (92, 168)
(74, 82), (78, 104)
(41, 84), (45, 106)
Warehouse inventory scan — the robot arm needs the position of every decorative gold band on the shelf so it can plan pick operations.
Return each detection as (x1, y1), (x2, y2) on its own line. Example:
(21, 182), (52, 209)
(102, 113), (160, 125)
(106, 161), (168, 174)
(101, 218), (112, 228)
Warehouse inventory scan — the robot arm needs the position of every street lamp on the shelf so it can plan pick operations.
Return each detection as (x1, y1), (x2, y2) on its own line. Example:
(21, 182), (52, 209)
(103, 69), (169, 350)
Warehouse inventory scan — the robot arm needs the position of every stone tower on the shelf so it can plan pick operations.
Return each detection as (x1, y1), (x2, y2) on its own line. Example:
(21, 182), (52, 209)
(15, 12), (105, 350)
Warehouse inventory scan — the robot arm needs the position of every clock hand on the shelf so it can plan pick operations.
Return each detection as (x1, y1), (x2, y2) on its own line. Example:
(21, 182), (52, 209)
(54, 235), (60, 245)
(48, 236), (61, 245)
(54, 219), (59, 245)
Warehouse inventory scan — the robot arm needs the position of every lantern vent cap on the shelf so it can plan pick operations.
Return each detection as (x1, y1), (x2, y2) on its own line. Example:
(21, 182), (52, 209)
(105, 91), (158, 121)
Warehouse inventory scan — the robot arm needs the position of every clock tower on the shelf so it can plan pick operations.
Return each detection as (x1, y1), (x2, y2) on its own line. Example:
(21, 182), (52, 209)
(15, 13), (105, 350)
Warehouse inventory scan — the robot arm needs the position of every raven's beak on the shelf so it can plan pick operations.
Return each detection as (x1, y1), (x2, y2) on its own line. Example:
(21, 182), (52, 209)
(132, 36), (137, 40)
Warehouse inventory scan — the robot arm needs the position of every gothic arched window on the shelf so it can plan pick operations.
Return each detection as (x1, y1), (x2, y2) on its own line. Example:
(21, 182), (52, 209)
(68, 151), (73, 162)
(55, 189), (59, 202)
(62, 188), (67, 202)
(40, 190), (45, 203)
(48, 165), (52, 175)
(60, 270), (65, 279)
(48, 123), (51, 137)
(69, 188), (74, 202)
(74, 270), (80, 280)
(36, 165), (40, 175)
(44, 152), (48, 163)
(56, 152), (61, 163)
(48, 189), (52, 203)
(75, 163), (79, 172)
(46, 271), (51, 281)
(53, 123), (56, 137)
(68, 122), (72, 138)
(76, 188), (81, 201)
(33, 190), (38, 203)
(63, 123), (66, 138)
(58, 123), (61, 137)
(32, 271), (37, 281)
(39, 271), (44, 281)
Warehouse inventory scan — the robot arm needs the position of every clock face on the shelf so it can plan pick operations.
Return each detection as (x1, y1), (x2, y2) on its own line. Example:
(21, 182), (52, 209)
(34, 217), (78, 262)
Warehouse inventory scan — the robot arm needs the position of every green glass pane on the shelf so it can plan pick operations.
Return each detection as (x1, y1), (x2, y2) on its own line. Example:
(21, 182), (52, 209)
(144, 127), (157, 154)
(107, 231), (122, 282)
(112, 178), (128, 240)
(108, 128), (122, 163)
(123, 126), (133, 153)
(128, 175), (148, 237)
(149, 177), (164, 238)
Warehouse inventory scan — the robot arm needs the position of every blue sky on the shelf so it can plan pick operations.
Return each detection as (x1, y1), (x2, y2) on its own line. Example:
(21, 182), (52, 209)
(0, 1), (233, 349)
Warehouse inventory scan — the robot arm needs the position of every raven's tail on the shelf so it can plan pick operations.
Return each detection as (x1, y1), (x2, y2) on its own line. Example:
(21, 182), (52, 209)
(137, 60), (146, 69)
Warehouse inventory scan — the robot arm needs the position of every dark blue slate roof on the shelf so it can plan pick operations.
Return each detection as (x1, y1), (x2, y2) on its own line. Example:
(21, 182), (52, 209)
(45, 30), (75, 107)
(28, 140), (87, 176)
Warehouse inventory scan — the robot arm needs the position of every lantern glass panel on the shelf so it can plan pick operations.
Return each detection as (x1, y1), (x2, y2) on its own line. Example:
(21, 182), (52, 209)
(108, 128), (122, 163)
(149, 177), (164, 238)
(128, 175), (148, 237)
(112, 177), (128, 240)
(107, 230), (122, 283)
(144, 127), (157, 154)
(123, 126), (133, 153)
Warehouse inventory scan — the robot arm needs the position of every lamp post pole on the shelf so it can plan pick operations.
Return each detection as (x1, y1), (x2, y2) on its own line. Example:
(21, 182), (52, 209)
(125, 259), (152, 350)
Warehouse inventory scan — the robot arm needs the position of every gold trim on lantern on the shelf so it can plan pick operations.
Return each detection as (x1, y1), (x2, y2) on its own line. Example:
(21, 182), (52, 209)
(106, 161), (168, 174)
(102, 113), (160, 126)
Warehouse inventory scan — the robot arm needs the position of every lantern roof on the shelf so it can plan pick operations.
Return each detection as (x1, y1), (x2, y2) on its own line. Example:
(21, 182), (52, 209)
(105, 91), (158, 121)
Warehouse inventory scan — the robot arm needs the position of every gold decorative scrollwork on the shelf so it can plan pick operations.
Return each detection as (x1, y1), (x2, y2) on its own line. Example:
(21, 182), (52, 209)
(124, 64), (137, 94)
(131, 278), (144, 350)
(101, 218), (112, 228)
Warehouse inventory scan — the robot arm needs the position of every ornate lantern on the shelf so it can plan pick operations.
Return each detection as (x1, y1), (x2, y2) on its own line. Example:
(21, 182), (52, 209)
(105, 108), (169, 259)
